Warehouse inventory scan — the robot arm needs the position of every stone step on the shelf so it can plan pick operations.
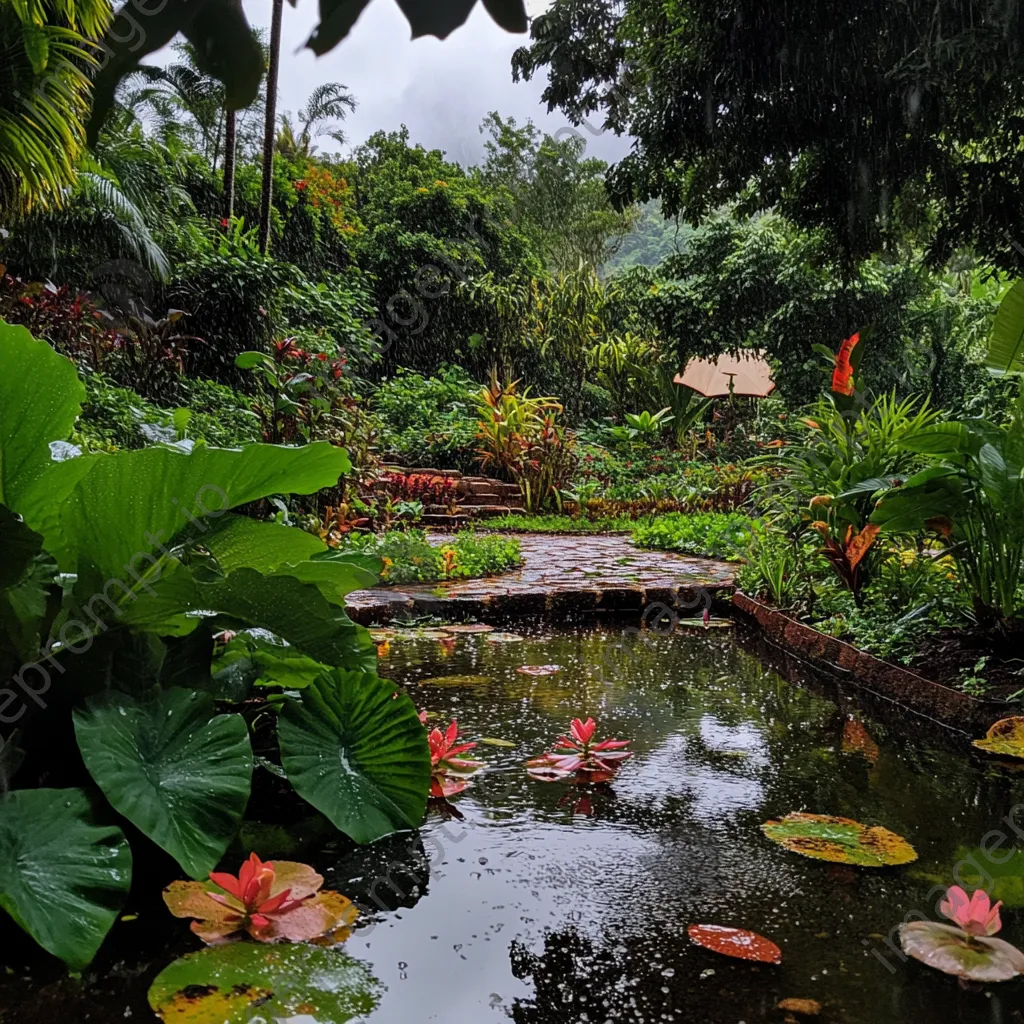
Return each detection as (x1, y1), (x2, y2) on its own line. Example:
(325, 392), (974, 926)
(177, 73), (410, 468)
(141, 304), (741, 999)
(421, 514), (470, 527)
(456, 505), (525, 518)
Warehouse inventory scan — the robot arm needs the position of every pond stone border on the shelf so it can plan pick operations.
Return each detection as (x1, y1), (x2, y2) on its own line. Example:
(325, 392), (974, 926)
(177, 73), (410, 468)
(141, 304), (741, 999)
(732, 591), (1005, 734)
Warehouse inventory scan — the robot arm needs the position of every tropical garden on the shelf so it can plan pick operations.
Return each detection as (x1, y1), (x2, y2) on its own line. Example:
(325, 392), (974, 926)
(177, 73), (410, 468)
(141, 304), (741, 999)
(4, 0), (1024, 1020)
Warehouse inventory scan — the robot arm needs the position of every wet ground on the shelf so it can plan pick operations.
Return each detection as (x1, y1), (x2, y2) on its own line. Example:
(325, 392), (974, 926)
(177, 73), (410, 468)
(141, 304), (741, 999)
(3, 622), (1024, 1023)
(346, 533), (736, 623)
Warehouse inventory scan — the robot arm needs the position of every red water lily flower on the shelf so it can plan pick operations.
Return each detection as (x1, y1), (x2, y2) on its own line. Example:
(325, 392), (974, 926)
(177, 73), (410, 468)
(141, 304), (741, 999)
(527, 717), (632, 783)
(163, 854), (358, 945)
(831, 332), (860, 396)
(208, 853), (308, 930)
(427, 719), (484, 797)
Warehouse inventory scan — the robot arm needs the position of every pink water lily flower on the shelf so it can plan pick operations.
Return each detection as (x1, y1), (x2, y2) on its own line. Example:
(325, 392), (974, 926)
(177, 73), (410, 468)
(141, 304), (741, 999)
(427, 719), (484, 798)
(940, 885), (1002, 937)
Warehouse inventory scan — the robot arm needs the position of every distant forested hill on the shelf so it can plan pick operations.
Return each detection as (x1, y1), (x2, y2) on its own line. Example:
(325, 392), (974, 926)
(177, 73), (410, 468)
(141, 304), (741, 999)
(604, 201), (694, 274)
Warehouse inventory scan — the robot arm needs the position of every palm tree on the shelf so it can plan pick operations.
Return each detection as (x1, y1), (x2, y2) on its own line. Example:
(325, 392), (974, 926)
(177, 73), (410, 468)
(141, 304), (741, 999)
(276, 83), (357, 160)
(0, 0), (111, 218)
(258, 0), (284, 254)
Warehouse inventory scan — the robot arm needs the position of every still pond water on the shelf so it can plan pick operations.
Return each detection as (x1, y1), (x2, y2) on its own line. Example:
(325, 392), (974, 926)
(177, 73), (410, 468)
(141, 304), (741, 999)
(3, 623), (1023, 1023)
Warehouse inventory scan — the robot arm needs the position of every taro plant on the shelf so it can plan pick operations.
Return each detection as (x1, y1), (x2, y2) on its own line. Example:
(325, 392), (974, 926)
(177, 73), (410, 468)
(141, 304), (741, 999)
(0, 320), (431, 970)
(869, 394), (1024, 629)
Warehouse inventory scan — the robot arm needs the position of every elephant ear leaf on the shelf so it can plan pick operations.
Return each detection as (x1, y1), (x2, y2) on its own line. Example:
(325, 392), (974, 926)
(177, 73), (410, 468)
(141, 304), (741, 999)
(279, 670), (430, 844)
(0, 788), (131, 971)
(74, 689), (252, 879)
(0, 320), (85, 522)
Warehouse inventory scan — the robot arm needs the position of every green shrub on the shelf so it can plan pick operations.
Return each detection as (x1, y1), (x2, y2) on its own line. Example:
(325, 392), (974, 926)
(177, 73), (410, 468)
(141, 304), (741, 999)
(372, 365), (480, 471)
(341, 529), (521, 583)
(75, 374), (261, 452)
(631, 512), (757, 561)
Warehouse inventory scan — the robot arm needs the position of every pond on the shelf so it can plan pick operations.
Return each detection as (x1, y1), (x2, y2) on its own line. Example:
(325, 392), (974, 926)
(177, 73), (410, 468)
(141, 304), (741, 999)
(3, 621), (1023, 1023)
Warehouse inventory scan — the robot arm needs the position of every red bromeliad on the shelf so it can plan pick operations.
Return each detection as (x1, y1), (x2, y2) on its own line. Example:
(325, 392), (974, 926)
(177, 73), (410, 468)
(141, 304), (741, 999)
(831, 332), (860, 396)
(527, 717), (633, 783)
(428, 719), (484, 798)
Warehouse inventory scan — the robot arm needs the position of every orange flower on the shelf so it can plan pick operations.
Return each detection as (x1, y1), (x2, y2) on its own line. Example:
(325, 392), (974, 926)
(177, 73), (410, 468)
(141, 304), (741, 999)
(831, 332), (860, 396)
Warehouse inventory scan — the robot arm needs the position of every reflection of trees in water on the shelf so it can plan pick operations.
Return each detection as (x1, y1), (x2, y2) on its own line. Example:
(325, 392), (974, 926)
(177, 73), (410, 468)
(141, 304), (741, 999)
(328, 830), (433, 917)
(507, 927), (782, 1024)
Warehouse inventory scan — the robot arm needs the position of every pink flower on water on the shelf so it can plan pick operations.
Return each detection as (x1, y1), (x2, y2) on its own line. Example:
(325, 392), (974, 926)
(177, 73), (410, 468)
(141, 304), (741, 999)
(940, 886), (1002, 937)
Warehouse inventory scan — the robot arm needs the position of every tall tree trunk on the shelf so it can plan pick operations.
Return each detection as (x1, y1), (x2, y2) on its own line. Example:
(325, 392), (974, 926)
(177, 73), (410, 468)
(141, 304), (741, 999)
(258, 0), (284, 254)
(223, 108), (237, 221)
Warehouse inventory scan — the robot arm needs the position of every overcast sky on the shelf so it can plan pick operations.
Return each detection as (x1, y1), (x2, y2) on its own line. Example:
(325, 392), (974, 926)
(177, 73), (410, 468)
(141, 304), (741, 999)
(222, 0), (630, 167)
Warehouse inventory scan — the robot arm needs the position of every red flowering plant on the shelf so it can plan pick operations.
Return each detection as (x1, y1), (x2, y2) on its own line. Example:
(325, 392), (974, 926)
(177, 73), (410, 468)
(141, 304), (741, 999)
(427, 719), (485, 797)
(235, 339), (351, 444)
(527, 717), (632, 784)
(163, 853), (358, 945)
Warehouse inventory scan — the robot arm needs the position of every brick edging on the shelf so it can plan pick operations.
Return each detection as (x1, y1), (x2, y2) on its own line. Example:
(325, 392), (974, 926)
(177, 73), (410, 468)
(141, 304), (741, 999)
(731, 592), (1004, 733)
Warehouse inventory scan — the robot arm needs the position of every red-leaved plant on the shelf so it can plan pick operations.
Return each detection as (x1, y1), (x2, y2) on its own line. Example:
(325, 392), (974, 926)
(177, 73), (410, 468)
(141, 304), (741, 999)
(527, 717), (632, 784)
(427, 718), (485, 797)
(163, 853), (357, 945)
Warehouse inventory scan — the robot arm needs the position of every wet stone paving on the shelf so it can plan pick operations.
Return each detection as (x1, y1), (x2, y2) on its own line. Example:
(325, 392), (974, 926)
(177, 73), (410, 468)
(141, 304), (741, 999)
(346, 533), (736, 624)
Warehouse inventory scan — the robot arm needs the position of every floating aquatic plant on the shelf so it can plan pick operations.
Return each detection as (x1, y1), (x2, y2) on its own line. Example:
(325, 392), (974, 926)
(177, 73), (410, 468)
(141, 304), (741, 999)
(163, 853), (357, 945)
(516, 664), (562, 676)
(427, 719), (484, 798)
(761, 812), (917, 866)
(973, 717), (1024, 760)
(527, 717), (632, 783)
(900, 885), (1024, 982)
(687, 924), (782, 964)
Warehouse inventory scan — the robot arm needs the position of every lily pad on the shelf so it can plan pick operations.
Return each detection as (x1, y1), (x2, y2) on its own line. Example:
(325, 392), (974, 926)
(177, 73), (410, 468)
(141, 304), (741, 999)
(761, 812), (917, 867)
(516, 665), (562, 676)
(148, 942), (382, 1022)
(479, 737), (517, 748)
(418, 674), (493, 688)
(439, 624), (494, 634)
(676, 617), (734, 629)
(487, 632), (525, 643)
(687, 924), (782, 964)
(900, 921), (1024, 982)
(973, 717), (1024, 759)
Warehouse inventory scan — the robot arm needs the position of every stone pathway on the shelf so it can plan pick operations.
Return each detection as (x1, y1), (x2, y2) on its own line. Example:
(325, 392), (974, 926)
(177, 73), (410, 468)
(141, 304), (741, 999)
(347, 533), (736, 624)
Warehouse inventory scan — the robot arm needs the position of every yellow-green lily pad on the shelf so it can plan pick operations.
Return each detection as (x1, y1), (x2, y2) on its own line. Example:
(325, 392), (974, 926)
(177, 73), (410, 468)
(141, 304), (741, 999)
(148, 943), (381, 1022)
(479, 737), (516, 748)
(973, 717), (1024, 760)
(761, 812), (917, 867)
(417, 674), (493, 688)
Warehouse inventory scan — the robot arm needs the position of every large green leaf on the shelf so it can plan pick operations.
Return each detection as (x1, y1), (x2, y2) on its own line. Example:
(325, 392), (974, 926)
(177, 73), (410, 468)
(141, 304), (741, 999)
(0, 320), (85, 520)
(148, 942), (382, 1023)
(46, 442), (350, 578)
(899, 421), (974, 456)
(88, 0), (263, 142)
(279, 670), (431, 843)
(123, 567), (376, 668)
(73, 689), (252, 878)
(0, 503), (59, 664)
(201, 515), (379, 603)
(0, 788), (131, 970)
(986, 279), (1024, 375)
(308, 0), (526, 53)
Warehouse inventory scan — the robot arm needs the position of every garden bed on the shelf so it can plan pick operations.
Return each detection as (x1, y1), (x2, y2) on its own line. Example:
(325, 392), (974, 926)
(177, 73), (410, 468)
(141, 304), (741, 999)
(731, 592), (1007, 734)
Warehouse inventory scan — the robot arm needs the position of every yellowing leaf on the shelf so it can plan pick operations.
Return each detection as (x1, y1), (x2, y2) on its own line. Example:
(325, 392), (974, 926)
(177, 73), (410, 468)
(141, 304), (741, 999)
(973, 717), (1024, 759)
(761, 812), (917, 867)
